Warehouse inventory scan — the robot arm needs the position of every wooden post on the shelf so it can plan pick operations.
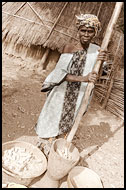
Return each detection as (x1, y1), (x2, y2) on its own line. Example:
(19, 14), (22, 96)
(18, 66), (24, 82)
(66, 2), (123, 144)
(41, 48), (50, 70)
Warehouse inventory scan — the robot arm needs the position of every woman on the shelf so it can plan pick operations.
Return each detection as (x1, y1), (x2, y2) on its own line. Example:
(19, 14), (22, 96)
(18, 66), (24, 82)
(35, 14), (107, 141)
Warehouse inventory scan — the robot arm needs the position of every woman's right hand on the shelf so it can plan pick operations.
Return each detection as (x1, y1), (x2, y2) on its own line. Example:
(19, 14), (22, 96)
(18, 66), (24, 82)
(84, 71), (98, 83)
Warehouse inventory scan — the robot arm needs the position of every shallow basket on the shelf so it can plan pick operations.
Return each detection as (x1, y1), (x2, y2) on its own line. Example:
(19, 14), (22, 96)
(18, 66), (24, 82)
(67, 166), (103, 188)
(2, 141), (47, 186)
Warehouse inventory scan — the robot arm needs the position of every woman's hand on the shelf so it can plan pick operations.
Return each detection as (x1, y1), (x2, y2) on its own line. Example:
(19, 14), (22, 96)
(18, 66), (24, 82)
(85, 71), (98, 83)
(97, 50), (108, 61)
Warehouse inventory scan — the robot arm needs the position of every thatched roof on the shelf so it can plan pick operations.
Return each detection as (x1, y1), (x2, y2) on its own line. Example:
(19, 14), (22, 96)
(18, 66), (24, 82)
(2, 2), (123, 53)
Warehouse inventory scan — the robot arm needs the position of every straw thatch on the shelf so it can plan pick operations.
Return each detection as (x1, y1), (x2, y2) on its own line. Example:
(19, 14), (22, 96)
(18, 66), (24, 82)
(2, 2), (117, 53)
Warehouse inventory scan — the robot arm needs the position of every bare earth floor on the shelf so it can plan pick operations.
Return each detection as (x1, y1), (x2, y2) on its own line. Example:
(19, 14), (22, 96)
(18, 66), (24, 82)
(2, 53), (124, 188)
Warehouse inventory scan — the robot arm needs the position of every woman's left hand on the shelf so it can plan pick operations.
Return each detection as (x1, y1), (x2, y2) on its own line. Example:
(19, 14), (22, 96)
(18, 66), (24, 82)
(97, 50), (108, 61)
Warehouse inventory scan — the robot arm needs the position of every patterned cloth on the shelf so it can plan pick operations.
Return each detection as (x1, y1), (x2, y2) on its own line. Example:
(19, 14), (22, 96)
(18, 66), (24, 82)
(59, 50), (87, 134)
(76, 14), (101, 36)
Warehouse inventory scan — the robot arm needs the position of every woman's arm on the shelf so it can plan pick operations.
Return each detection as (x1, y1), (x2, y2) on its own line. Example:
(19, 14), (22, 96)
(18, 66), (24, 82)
(63, 46), (107, 84)
(65, 74), (88, 82)
(65, 71), (97, 83)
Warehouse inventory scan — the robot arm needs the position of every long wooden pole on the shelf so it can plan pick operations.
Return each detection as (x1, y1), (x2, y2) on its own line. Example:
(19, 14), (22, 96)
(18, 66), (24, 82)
(66, 2), (123, 144)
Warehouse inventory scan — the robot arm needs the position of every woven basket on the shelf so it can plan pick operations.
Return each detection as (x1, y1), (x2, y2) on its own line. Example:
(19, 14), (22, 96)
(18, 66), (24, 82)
(2, 141), (47, 186)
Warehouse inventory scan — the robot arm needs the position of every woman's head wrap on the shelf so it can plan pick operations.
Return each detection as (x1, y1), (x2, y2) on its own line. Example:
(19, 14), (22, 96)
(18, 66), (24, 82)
(76, 14), (101, 36)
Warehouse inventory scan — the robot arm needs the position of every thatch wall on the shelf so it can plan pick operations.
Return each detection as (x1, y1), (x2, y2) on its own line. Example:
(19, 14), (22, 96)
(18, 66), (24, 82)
(2, 2), (117, 54)
(94, 30), (124, 120)
(106, 77), (124, 120)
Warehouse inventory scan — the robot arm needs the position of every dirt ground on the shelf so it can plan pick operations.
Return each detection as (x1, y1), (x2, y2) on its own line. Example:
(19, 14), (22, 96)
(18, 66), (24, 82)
(2, 52), (124, 188)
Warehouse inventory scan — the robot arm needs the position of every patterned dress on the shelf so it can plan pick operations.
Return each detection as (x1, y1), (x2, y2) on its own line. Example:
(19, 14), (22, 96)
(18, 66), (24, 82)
(35, 43), (99, 138)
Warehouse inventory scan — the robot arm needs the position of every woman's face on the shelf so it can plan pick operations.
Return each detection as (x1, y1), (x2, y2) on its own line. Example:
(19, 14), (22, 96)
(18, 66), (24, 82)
(78, 25), (95, 45)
